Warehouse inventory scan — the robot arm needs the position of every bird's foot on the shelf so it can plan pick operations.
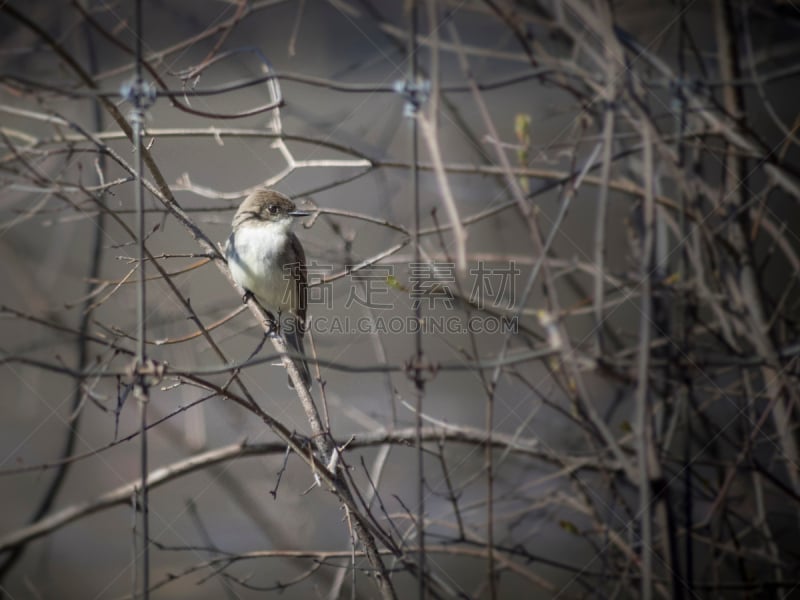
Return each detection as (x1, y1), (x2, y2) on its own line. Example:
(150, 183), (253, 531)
(266, 313), (280, 338)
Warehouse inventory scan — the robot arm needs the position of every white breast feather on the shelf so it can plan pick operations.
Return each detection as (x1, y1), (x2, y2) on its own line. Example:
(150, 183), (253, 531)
(228, 222), (294, 312)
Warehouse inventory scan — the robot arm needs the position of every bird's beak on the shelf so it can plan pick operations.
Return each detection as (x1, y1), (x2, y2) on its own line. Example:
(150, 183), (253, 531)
(288, 209), (311, 217)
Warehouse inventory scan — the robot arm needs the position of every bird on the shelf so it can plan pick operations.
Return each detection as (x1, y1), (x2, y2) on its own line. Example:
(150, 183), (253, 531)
(226, 189), (312, 388)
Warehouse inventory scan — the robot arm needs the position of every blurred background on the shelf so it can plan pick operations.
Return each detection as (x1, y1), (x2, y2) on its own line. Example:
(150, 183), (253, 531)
(1, 1), (799, 598)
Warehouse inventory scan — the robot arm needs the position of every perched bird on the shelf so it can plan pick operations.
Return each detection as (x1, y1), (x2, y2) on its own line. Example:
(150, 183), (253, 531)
(226, 189), (312, 388)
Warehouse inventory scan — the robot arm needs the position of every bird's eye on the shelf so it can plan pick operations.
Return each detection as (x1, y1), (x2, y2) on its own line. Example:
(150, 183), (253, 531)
(268, 204), (279, 215)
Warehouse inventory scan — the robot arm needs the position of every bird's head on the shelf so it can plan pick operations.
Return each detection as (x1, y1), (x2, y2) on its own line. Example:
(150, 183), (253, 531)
(232, 189), (309, 230)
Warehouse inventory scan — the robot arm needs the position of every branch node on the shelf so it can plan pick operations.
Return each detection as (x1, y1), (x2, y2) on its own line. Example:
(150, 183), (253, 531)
(393, 78), (430, 116)
(120, 77), (157, 125)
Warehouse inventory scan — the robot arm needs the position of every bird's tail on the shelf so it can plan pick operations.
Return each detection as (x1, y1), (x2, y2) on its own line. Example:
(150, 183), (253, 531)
(283, 315), (312, 389)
